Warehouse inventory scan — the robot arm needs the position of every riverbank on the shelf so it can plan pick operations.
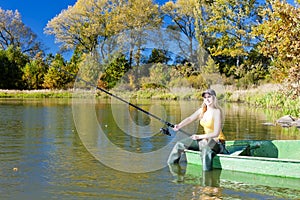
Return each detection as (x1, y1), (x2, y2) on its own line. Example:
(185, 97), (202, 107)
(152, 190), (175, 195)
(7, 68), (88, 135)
(0, 89), (73, 98)
(0, 84), (299, 118)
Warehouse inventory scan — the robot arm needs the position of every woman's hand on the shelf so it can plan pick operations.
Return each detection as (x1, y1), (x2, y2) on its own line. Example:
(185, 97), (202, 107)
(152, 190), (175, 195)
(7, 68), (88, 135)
(173, 125), (180, 131)
(190, 134), (201, 140)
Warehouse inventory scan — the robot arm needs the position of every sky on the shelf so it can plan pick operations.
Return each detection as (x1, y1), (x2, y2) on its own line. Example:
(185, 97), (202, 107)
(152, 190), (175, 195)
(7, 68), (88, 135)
(0, 0), (168, 58)
(1, 0), (296, 58)
(0, 0), (78, 56)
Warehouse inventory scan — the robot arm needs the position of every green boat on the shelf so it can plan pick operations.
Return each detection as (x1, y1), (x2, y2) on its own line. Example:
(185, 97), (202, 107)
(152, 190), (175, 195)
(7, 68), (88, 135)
(185, 140), (300, 178)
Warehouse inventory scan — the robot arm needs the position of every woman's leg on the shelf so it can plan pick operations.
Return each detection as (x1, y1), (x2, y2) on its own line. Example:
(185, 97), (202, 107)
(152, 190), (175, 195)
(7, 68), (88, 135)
(199, 140), (215, 171)
(167, 137), (198, 164)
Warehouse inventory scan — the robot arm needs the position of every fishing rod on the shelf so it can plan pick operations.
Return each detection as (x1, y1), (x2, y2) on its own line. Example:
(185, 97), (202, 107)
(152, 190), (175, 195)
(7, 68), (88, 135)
(63, 69), (187, 136)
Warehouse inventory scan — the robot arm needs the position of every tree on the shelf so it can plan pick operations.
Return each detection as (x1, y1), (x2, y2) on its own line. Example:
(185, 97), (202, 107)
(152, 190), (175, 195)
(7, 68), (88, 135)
(111, 0), (162, 67)
(0, 8), (42, 57)
(100, 53), (131, 89)
(43, 54), (67, 89)
(45, 0), (161, 69)
(45, 2), (97, 53)
(0, 46), (28, 89)
(147, 48), (170, 64)
(22, 52), (47, 89)
(45, 0), (126, 54)
(253, 0), (300, 96)
(203, 0), (265, 74)
(253, 0), (300, 77)
(162, 0), (198, 65)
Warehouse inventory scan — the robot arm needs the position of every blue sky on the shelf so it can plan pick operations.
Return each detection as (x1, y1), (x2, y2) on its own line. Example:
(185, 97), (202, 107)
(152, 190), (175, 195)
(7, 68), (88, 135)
(0, 0), (168, 57)
(0, 0), (77, 55)
(2, 0), (295, 58)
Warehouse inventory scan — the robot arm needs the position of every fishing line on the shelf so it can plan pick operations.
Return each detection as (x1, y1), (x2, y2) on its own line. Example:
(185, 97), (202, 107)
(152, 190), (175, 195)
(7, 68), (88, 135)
(62, 69), (190, 136)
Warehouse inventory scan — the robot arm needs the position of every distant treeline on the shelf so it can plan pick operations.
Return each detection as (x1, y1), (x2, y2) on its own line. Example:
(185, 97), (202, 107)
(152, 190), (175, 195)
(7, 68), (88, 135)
(0, 0), (299, 97)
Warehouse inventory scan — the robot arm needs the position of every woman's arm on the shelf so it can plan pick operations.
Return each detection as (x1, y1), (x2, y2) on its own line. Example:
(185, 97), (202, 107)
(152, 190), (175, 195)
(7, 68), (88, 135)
(173, 108), (202, 131)
(191, 109), (221, 140)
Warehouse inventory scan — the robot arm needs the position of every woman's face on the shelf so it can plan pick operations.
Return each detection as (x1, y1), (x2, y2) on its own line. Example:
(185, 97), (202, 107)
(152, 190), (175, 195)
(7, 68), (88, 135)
(203, 94), (214, 106)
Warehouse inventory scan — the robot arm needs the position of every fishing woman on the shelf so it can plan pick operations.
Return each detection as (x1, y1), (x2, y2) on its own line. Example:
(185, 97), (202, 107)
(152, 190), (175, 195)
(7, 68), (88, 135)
(167, 89), (226, 170)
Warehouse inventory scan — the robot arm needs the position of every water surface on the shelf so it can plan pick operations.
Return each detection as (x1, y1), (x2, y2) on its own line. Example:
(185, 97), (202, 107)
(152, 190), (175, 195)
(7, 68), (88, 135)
(0, 98), (299, 199)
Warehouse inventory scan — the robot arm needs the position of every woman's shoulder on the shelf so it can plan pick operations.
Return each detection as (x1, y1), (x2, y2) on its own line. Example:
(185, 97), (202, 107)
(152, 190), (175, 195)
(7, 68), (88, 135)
(213, 108), (221, 115)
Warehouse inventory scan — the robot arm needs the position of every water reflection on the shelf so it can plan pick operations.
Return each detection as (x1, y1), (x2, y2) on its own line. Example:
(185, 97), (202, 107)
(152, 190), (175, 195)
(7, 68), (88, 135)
(170, 163), (300, 199)
(223, 103), (300, 140)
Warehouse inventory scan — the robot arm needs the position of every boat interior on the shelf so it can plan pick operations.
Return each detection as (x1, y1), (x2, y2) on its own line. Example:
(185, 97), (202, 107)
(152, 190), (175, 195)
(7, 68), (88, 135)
(224, 140), (299, 160)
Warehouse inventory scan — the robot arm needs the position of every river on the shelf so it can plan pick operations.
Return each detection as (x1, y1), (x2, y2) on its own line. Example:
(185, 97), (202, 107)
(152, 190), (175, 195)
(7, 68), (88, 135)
(0, 98), (299, 199)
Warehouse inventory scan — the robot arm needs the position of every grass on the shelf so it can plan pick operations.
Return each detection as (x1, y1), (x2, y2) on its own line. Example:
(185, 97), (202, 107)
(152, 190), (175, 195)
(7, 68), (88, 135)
(224, 84), (300, 118)
(0, 89), (73, 98)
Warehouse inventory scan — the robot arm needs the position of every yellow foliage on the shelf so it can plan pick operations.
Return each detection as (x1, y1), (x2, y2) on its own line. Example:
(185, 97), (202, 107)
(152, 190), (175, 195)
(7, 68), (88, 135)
(253, 0), (300, 84)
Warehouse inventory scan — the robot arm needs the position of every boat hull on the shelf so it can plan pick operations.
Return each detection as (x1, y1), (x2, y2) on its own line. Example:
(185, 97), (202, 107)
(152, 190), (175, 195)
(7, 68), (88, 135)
(185, 140), (300, 178)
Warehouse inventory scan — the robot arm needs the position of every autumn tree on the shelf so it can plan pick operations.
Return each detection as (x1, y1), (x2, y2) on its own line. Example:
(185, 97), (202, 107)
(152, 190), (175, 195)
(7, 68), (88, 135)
(44, 1), (99, 53)
(161, 0), (199, 66)
(253, 0), (300, 96)
(111, 0), (162, 67)
(43, 54), (68, 89)
(0, 8), (42, 57)
(203, 0), (267, 78)
(45, 0), (161, 90)
(22, 52), (47, 89)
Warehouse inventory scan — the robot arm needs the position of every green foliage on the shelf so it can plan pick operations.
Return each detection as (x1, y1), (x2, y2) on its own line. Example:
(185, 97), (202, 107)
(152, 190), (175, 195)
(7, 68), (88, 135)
(1, 0), (299, 94)
(202, 56), (219, 74)
(150, 63), (170, 85)
(152, 92), (178, 100)
(134, 89), (157, 99)
(101, 54), (130, 89)
(147, 48), (170, 64)
(235, 62), (269, 88)
(250, 91), (300, 117)
(168, 77), (191, 88)
(139, 63), (171, 90)
(141, 82), (167, 90)
(0, 46), (28, 89)
(64, 47), (82, 88)
(204, 0), (261, 58)
(224, 86), (299, 118)
(170, 63), (195, 77)
(43, 54), (68, 89)
(0, 90), (72, 98)
(22, 52), (47, 89)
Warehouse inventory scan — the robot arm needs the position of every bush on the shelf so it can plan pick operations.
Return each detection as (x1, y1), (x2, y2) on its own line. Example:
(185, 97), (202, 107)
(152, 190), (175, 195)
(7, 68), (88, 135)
(187, 74), (207, 89)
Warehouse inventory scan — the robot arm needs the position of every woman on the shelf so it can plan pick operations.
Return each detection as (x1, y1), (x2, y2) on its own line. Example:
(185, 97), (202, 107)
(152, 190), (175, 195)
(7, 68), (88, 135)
(167, 89), (226, 170)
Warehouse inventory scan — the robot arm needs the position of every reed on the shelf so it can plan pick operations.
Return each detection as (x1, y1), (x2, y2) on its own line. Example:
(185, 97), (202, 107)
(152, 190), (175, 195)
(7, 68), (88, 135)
(224, 84), (299, 117)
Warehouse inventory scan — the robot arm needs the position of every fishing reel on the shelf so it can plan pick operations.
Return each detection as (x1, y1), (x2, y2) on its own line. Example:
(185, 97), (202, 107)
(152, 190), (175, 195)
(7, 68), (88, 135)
(160, 127), (171, 136)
